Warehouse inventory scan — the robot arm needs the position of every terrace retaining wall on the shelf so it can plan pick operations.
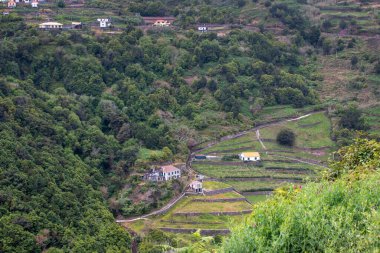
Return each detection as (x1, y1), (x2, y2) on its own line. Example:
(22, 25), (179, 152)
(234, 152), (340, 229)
(159, 227), (230, 235)
(203, 187), (234, 195)
(173, 210), (252, 217)
(191, 197), (247, 203)
(222, 177), (303, 182)
(243, 191), (273, 195)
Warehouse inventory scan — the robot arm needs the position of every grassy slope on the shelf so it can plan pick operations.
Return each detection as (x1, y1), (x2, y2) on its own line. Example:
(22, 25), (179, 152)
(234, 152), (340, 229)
(193, 112), (333, 193)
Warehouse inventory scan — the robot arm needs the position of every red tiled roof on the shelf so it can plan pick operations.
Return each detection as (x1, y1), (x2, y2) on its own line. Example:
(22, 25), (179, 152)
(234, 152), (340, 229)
(161, 165), (179, 173)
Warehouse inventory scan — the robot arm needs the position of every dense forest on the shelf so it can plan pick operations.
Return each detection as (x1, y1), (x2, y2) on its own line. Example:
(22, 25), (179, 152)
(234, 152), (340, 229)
(0, 14), (316, 253)
(0, 0), (379, 251)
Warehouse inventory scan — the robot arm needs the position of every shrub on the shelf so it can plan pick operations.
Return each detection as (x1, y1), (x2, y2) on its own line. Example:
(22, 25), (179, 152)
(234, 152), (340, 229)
(276, 129), (295, 146)
(338, 104), (369, 131)
(223, 140), (380, 252)
(222, 154), (238, 161)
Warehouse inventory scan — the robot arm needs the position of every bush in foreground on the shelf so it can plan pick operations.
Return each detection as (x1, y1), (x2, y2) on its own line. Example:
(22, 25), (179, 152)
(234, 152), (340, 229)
(223, 139), (380, 252)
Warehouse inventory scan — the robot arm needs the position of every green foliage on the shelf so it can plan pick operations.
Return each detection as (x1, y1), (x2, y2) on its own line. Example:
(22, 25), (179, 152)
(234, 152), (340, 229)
(223, 140), (380, 252)
(338, 104), (369, 131)
(0, 88), (132, 251)
(276, 128), (296, 146)
(138, 229), (177, 253)
(57, 0), (65, 8)
(327, 138), (380, 179)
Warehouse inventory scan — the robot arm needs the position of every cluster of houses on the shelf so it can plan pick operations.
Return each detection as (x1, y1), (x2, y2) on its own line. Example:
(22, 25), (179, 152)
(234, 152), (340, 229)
(3, 0), (39, 8)
(38, 18), (110, 30)
(144, 164), (205, 194)
(143, 151), (260, 195)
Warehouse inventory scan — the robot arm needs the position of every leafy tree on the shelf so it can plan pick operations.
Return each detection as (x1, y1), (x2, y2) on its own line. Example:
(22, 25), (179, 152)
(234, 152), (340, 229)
(338, 104), (369, 131)
(57, 0), (65, 8)
(328, 138), (380, 179)
(276, 129), (296, 146)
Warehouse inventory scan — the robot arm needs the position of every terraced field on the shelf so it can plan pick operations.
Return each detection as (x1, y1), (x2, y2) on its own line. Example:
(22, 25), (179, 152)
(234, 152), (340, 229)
(316, 2), (380, 35)
(123, 181), (252, 235)
(192, 112), (334, 198)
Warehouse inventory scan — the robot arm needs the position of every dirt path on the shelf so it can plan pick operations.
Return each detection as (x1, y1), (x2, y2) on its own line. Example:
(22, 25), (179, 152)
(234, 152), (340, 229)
(116, 192), (187, 223)
(256, 129), (267, 151)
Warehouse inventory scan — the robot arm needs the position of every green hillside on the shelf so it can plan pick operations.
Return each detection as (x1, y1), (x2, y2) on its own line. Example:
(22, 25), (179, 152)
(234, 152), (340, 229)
(0, 0), (379, 252)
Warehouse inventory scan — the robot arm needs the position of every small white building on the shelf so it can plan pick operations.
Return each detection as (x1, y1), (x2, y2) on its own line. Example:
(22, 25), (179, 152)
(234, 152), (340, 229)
(97, 18), (111, 28)
(31, 0), (38, 7)
(24, 0), (30, 3)
(198, 26), (207, 32)
(190, 180), (203, 193)
(39, 22), (63, 29)
(239, 152), (261, 162)
(153, 20), (170, 27)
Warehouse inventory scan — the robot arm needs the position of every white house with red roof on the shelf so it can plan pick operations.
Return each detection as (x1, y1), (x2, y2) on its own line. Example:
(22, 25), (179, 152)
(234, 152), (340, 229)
(7, 0), (16, 8)
(31, 0), (38, 8)
(159, 165), (181, 181)
(144, 165), (181, 182)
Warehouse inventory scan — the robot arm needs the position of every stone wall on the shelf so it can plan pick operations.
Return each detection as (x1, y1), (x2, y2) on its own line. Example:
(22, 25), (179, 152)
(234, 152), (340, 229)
(173, 209), (252, 216)
(203, 187), (234, 195)
(159, 227), (230, 235)
(191, 197), (247, 203)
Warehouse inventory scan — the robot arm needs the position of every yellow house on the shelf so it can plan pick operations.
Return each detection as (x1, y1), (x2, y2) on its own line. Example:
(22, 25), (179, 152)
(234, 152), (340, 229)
(239, 152), (260, 162)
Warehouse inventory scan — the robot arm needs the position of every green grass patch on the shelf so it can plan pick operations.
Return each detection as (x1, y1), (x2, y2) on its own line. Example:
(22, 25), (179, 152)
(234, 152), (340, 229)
(197, 191), (243, 199)
(137, 148), (164, 160)
(175, 201), (252, 213)
(203, 181), (231, 190)
(245, 194), (269, 204)
(260, 112), (335, 149)
(225, 180), (294, 192)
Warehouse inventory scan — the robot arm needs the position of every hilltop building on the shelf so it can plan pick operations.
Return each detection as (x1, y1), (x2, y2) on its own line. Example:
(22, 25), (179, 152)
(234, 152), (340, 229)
(142, 16), (175, 26)
(239, 152), (261, 162)
(31, 0), (38, 7)
(198, 26), (207, 32)
(153, 20), (170, 27)
(97, 18), (111, 28)
(39, 22), (63, 29)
